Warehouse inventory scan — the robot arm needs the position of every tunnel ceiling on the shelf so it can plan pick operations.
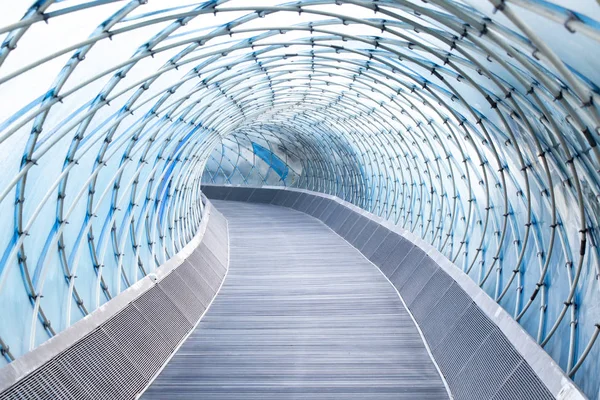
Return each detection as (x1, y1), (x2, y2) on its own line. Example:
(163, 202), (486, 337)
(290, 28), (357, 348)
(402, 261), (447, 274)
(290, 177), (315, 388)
(1, 0), (600, 397)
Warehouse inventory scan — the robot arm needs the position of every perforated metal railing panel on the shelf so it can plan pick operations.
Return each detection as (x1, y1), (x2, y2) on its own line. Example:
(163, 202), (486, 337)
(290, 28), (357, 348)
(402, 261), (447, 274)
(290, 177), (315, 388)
(0, 208), (229, 400)
(141, 201), (449, 399)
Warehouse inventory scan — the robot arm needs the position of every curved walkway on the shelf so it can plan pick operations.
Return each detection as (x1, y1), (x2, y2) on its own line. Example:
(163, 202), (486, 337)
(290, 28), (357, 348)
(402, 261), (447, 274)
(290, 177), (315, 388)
(141, 201), (448, 399)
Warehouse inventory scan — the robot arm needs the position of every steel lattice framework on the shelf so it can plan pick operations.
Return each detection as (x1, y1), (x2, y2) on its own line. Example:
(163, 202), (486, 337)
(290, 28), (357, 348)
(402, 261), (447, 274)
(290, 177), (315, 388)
(0, 0), (599, 397)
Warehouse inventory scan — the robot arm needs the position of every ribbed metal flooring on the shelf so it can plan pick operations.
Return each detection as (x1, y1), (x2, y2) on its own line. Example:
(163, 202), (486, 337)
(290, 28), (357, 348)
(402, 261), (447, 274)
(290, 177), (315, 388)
(141, 201), (449, 399)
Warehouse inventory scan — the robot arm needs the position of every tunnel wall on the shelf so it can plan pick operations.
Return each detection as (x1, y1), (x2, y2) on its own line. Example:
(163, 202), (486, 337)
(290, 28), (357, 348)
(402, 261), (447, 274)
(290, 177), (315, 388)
(203, 184), (585, 400)
(0, 201), (229, 400)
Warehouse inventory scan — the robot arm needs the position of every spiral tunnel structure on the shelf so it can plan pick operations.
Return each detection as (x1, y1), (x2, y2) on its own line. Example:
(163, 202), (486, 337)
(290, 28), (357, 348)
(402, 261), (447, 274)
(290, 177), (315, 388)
(1, 0), (600, 397)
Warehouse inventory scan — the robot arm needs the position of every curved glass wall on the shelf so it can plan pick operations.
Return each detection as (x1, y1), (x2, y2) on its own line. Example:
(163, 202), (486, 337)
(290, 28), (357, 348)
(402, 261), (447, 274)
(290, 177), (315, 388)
(0, 0), (599, 397)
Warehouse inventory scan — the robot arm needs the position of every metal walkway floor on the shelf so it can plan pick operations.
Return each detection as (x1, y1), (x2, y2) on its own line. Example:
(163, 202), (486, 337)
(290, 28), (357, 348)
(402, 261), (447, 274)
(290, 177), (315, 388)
(141, 201), (449, 399)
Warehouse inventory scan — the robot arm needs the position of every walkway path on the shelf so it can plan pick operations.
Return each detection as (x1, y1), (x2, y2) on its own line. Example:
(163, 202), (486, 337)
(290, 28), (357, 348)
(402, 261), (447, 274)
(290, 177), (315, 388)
(142, 201), (448, 399)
